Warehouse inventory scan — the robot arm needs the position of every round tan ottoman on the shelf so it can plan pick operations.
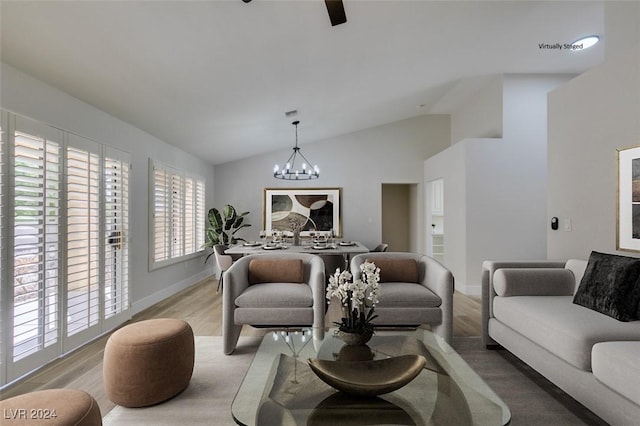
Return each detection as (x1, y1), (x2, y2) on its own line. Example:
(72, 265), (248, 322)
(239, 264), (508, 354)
(103, 318), (194, 407)
(0, 388), (102, 425)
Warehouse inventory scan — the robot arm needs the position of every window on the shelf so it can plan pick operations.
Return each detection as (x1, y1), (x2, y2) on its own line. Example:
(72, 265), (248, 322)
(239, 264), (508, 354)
(184, 177), (205, 255)
(0, 114), (5, 386)
(0, 112), (131, 386)
(12, 122), (61, 364)
(66, 141), (100, 338)
(104, 151), (130, 321)
(150, 160), (205, 269)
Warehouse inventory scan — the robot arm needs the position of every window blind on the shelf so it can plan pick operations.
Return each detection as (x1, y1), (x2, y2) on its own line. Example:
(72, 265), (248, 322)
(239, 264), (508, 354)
(153, 167), (170, 263)
(66, 141), (100, 337)
(12, 128), (60, 362)
(1, 111), (132, 386)
(104, 151), (130, 319)
(171, 173), (184, 259)
(150, 161), (205, 268)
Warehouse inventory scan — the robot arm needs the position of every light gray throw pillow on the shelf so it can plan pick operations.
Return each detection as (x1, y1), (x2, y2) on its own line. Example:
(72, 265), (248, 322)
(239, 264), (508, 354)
(493, 268), (575, 297)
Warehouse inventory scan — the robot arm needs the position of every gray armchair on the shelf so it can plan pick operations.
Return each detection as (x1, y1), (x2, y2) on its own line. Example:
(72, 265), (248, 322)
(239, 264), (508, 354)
(351, 252), (454, 344)
(223, 253), (325, 354)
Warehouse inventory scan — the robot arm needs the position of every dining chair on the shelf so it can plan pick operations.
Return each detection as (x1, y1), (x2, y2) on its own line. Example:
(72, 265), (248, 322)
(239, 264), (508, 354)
(372, 243), (389, 252)
(214, 244), (234, 293)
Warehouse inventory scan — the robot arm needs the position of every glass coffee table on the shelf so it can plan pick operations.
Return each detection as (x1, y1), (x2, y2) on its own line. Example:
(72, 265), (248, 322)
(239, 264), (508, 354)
(232, 328), (510, 425)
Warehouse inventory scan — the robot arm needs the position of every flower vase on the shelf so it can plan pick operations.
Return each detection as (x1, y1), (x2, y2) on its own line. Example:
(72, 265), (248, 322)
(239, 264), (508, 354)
(337, 328), (373, 346)
(293, 230), (300, 246)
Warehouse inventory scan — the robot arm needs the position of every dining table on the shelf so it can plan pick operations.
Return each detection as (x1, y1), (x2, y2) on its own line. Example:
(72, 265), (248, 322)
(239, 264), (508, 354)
(224, 240), (370, 270)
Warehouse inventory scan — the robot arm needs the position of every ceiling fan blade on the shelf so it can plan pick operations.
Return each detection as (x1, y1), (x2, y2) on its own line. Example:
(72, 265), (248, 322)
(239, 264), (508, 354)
(325, 0), (347, 26)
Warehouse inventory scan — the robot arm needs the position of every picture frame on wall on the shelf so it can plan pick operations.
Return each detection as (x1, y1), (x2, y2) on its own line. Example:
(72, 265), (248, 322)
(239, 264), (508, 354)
(617, 145), (640, 252)
(263, 187), (342, 237)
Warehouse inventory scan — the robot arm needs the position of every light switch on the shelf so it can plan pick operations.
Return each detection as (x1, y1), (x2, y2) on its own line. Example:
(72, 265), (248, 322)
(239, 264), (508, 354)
(564, 219), (572, 232)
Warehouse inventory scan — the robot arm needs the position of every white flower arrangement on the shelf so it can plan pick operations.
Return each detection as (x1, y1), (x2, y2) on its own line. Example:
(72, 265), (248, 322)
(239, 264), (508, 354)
(326, 261), (380, 335)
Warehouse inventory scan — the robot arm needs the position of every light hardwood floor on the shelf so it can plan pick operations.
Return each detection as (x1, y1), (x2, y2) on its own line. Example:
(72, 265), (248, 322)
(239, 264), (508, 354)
(0, 276), (482, 417)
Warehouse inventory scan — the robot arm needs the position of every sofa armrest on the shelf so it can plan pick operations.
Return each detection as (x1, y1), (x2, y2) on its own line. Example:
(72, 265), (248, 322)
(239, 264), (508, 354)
(481, 260), (566, 347)
(493, 268), (575, 297)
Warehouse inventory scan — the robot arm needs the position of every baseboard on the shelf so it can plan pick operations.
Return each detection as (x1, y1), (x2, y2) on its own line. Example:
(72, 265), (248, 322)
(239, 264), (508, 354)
(131, 269), (214, 316)
(456, 282), (481, 296)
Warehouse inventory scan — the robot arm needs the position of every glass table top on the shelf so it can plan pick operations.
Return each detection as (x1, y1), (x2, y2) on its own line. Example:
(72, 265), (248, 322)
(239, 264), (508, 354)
(231, 328), (510, 425)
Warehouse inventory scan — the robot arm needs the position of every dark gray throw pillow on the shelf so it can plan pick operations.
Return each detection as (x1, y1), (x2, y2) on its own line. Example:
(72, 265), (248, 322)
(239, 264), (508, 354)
(573, 251), (640, 321)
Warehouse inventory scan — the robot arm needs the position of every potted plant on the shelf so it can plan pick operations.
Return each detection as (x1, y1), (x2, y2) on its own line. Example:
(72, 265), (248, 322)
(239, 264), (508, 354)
(202, 204), (251, 263)
(326, 261), (380, 345)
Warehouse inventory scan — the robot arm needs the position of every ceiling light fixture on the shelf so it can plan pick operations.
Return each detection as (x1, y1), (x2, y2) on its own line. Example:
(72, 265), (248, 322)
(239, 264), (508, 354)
(570, 35), (600, 51)
(273, 121), (319, 180)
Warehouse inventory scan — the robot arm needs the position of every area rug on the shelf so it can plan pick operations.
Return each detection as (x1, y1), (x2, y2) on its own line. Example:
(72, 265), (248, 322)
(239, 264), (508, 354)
(103, 336), (606, 425)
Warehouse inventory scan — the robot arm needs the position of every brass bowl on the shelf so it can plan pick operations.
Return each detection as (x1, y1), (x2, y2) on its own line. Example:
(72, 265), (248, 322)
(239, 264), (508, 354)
(307, 355), (426, 397)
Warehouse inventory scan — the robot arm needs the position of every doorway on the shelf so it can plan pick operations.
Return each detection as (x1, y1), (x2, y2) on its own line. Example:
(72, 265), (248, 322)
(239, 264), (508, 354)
(381, 183), (418, 252)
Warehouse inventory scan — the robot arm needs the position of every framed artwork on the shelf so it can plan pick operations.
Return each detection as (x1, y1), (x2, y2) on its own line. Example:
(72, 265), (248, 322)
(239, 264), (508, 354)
(617, 145), (640, 252)
(263, 188), (342, 237)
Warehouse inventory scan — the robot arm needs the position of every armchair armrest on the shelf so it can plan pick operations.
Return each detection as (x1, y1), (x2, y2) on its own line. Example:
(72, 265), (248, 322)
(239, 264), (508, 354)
(420, 256), (454, 344)
(308, 256), (326, 337)
(223, 258), (251, 344)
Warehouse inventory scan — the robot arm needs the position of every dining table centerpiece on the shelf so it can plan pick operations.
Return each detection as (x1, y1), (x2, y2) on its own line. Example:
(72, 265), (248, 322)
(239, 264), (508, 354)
(326, 261), (380, 345)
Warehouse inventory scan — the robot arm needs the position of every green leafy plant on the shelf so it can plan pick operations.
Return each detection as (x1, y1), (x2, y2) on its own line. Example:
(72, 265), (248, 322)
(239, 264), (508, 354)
(203, 204), (251, 263)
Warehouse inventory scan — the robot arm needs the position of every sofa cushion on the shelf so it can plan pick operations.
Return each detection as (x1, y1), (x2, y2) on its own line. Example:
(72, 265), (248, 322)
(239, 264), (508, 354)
(573, 251), (640, 321)
(493, 268), (575, 296)
(248, 259), (304, 285)
(592, 341), (640, 406)
(377, 283), (441, 308)
(370, 258), (419, 283)
(493, 296), (640, 370)
(235, 283), (313, 308)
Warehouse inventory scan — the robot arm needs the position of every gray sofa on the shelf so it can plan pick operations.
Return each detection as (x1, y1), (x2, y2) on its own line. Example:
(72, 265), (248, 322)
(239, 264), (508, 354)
(482, 259), (640, 425)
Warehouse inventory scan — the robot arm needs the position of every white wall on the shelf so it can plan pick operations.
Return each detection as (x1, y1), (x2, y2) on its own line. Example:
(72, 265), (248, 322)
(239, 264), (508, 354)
(604, 2), (640, 62)
(547, 43), (640, 260)
(1, 63), (216, 315)
(214, 115), (451, 252)
(466, 74), (571, 267)
(424, 142), (467, 290)
(449, 75), (503, 145)
(425, 74), (571, 294)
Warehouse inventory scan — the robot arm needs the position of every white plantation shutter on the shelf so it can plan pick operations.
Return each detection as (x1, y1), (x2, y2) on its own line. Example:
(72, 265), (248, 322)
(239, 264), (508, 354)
(65, 137), (100, 338)
(195, 179), (205, 250)
(183, 176), (206, 255)
(0, 115), (5, 384)
(12, 118), (61, 365)
(1, 111), (132, 387)
(171, 173), (184, 258)
(104, 149), (130, 321)
(184, 177), (195, 254)
(150, 160), (205, 268)
(153, 166), (170, 263)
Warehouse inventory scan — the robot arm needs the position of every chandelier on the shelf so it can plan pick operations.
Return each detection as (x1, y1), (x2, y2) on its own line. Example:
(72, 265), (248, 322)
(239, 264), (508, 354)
(273, 121), (319, 180)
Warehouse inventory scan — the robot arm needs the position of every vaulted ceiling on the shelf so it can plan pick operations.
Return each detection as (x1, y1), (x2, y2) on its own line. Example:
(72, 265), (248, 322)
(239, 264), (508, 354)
(1, 1), (604, 165)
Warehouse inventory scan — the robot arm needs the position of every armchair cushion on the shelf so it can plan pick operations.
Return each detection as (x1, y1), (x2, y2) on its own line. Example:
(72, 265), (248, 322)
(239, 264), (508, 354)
(249, 258), (304, 285)
(369, 258), (419, 283)
(235, 283), (313, 308)
(378, 283), (441, 308)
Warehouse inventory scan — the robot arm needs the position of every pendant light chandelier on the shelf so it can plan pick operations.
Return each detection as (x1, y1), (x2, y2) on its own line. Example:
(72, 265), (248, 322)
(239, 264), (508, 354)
(273, 120), (319, 180)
